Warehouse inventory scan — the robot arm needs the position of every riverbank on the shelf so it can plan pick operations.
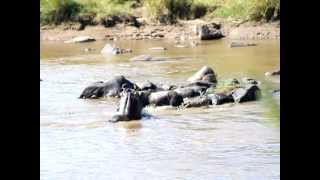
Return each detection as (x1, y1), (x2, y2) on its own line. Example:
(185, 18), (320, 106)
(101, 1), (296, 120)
(41, 18), (280, 42)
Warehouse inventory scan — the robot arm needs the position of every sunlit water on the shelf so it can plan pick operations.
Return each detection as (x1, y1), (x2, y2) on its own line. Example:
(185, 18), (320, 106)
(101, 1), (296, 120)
(40, 39), (280, 180)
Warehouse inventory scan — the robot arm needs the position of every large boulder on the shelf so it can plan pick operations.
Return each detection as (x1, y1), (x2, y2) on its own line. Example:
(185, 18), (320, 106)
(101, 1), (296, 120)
(208, 93), (234, 105)
(183, 96), (212, 108)
(187, 66), (217, 83)
(196, 23), (223, 40)
(148, 91), (183, 107)
(64, 36), (95, 43)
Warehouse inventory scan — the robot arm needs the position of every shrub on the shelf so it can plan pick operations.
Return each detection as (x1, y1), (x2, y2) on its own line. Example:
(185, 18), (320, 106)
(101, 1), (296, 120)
(40, 0), (81, 25)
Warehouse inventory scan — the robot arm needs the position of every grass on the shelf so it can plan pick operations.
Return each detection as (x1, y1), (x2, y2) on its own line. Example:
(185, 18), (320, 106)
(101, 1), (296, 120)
(211, 0), (280, 21)
(40, 0), (138, 25)
(40, 0), (280, 25)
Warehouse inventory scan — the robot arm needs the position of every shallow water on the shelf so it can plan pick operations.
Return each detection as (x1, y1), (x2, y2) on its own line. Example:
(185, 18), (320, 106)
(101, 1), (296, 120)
(40, 39), (280, 180)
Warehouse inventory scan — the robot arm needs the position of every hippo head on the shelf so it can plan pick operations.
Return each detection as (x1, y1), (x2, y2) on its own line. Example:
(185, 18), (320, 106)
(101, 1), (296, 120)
(110, 89), (150, 123)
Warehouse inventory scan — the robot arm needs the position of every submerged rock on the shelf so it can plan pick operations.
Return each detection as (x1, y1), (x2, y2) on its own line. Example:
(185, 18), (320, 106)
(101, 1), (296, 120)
(148, 47), (167, 51)
(229, 41), (257, 48)
(64, 36), (95, 43)
(129, 55), (189, 62)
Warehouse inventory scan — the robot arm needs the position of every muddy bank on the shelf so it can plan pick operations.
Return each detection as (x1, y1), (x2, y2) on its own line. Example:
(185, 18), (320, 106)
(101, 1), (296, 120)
(41, 19), (280, 42)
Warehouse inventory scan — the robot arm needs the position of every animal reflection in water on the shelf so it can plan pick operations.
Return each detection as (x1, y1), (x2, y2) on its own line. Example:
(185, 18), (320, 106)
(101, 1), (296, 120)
(79, 66), (261, 122)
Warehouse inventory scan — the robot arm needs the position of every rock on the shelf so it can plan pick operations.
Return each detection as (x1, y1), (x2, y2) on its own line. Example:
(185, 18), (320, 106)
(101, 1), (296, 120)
(64, 36), (95, 43)
(129, 55), (189, 62)
(136, 18), (147, 26)
(84, 48), (94, 52)
(241, 77), (260, 85)
(174, 85), (208, 98)
(148, 91), (183, 107)
(101, 16), (116, 27)
(137, 81), (158, 91)
(183, 96), (212, 108)
(265, 69), (280, 76)
(187, 66), (217, 83)
(197, 23), (223, 40)
(232, 84), (261, 103)
(229, 41), (257, 48)
(272, 89), (280, 96)
(208, 93), (234, 105)
(148, 47), (167, 51)
(223, 78), (240, 86)
(175, 44), (188, 48)
(101, 44), (132, 55)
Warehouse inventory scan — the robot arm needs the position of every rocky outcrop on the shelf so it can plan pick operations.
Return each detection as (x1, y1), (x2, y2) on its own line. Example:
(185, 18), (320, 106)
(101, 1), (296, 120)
(196, 23), (223, 40)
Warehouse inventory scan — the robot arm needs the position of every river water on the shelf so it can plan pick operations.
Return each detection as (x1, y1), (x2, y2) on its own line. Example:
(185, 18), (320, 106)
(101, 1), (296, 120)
(40, 39), (280, 180)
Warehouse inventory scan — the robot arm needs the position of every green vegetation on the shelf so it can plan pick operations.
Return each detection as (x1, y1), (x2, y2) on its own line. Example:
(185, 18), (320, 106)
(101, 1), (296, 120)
(40, 0), (280, 25)
(40, 0), (138, 25)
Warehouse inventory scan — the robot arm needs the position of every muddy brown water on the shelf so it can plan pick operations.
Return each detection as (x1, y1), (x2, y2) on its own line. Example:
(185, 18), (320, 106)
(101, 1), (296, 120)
(40, 39), (280, 180)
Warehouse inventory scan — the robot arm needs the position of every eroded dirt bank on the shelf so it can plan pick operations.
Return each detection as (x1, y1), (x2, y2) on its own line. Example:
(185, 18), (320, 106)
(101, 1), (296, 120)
(41, 18), (280, 42)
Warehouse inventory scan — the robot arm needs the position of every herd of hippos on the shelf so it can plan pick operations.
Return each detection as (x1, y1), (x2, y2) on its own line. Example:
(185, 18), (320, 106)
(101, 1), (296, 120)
(77, 66), (270, 123)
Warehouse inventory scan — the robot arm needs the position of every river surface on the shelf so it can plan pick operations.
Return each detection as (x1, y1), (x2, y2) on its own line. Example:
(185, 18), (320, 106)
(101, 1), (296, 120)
(40, 39), (280, 180)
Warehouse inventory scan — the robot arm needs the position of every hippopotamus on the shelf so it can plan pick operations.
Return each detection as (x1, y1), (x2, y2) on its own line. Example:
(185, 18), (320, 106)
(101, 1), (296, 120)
(79, 75), (138, 98)
(110, 89), (183, 122)
(110, 89), (149, 122)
